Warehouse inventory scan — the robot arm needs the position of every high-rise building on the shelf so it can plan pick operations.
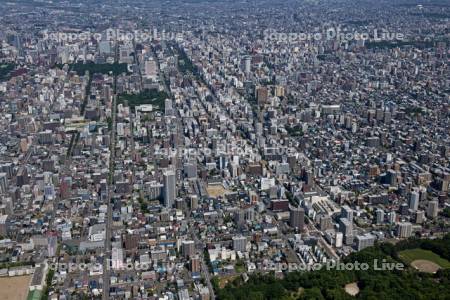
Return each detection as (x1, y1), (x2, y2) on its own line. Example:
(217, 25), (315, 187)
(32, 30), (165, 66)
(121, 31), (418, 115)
(339, 218), (353, 245)
(232, 236), (247, 252)
(60, 176), (72, 199)
(388, 211), (396, 224)
(47, 233), (57, 257)
(319, 214), (332, 231)
(427, 201), (438, 218)
(355, 233), (375, 251)
(274, 86), (285, 97)
(256, 86), (268, 105)
(409, 191), (420, 211)
(341, 205), (353, 223)
(16, 166), (29, 187)
(0, 163), (14, 178)
(0, 173), (8, 194)
(245, 207), (255, 222)
(415, 210), (425, 224)
(397, 222), (413, 238)
(0, 215), (9, 236)
(183, 162), (197, 179)
(191, 255), (201, 273)
(44, 184), (55, 200)
(165, 98), (173, 116)
(234, 210), (245, 226)
(289, 206), (305, 231)
(386, 169), (397, 186)
(175, 198), (185, 210)
(146, 181), (163, 200)
(111, 248), (124, 270)
(376, 209), (385, 224)
(163, 169), (176, 208)
(190, 195), (198, 210)
(243, 56), (251, 74)
(182, 240), (195, 258)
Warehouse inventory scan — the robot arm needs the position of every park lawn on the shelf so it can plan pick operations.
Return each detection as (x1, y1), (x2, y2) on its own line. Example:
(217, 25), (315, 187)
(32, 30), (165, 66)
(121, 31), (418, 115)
(56, 62), (129, 76)
(398, 248), (450, 268)
(118, 90), (169, 110)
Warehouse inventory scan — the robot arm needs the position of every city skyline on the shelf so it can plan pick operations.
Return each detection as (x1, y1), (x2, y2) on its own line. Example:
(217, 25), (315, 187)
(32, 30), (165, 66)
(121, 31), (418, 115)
(0, 0), (449, 299)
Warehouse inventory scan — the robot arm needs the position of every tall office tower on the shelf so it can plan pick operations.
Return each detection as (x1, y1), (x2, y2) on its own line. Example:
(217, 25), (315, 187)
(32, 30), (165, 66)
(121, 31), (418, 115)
(0, 173), (8, 194)
(386, 169), (397, 186)
(339, 218), (354, 245)
(274, 85), (285, 97)
(16, 166), (29, 187)
(397, 222), (413, 238)
(111, 248), (124, 270)
(234, 210), (245, 226)
(218, 156), (227, 170)
(335, 232), (343, 248)
(163, 169), (176, 208)
(190, 255), (201, 273)
(182, 240), (195, 258)
(243, 56), (251, 74)
(10, 33), (23, 56)
(0, 163), (14, 178)
(376, 209), (385, 224)
(319, 214), (332, 231)
(47, 233), (58, 257)
(388, 211), (396, 224)
(103, 85), (112, 102)
(256, 86), (268, 105)
(255, 122), (263, 136)
(415, 210), (425, 224)
(305, 170), (315, 186)
(60, 176), (72, 199)
(232, 236), (247, 252)
(289, 206), (305, 231)
(190, 195), (198, 210)
(183, 162), (197, 179)
(175, 198), (184, 210)
(165, 98), (173, 116)
(427, 200), (438, 218)
(409, 191), (420, 211)
(419, 188), (427, 201)
(230, 162), (239, 178)
(341, 205), (353, 223)
(245, 207), (255, 222)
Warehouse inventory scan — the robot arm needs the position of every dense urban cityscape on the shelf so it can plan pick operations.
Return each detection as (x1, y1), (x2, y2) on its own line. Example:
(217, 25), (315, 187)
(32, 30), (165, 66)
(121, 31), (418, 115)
(0, 0), (449, 299)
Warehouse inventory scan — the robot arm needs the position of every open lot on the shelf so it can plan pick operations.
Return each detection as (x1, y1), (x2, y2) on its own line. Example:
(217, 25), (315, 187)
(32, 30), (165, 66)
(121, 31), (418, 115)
(0, 275), (31, 300)
(206, 184), (230, 198)
(217, 275), (239, 289)
(398, 248), (450, 273)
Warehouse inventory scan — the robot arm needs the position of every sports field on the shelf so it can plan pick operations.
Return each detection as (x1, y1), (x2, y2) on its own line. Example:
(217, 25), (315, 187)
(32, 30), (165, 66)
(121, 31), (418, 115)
(398, 248), (450, 273)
